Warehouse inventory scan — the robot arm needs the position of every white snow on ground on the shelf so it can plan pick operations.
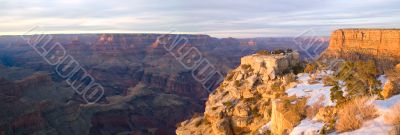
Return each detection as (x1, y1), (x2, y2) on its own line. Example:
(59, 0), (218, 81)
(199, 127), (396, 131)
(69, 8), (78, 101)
(258, 121), (271, 134)
(338, 116), (391, 135)
(288, 72), (334, 135)
(286, 73), (335, 106)
(336, 95), (400, 135)
(286, 71), (400, 135)
(375, 95), (400, 111)
(290, 119), (324, 135)
(378, 75), (388, 88)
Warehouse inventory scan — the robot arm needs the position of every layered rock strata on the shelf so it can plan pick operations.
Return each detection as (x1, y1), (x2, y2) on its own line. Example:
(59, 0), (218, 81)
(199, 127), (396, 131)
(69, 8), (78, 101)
(322, 29), (400, 70)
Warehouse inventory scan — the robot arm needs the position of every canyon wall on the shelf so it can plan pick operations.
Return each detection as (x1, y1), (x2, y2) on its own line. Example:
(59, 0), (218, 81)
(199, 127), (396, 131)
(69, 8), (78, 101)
(322, 29), (400, 70)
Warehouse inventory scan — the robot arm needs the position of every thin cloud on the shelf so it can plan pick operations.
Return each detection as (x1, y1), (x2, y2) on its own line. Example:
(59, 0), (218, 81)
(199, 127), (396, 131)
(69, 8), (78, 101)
(0, 0), (399, 37)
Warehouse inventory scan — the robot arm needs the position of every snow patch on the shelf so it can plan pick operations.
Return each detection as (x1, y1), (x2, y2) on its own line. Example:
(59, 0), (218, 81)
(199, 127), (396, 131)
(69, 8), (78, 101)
(286, 73), (335, 106)
(374, 94), (400, 113)
(290, 119), (324, 135)
(339, 116), (391, 135)
(259, 121), (271, 134)
(337, 94), (400, 135)
(378, 75), (388, 89)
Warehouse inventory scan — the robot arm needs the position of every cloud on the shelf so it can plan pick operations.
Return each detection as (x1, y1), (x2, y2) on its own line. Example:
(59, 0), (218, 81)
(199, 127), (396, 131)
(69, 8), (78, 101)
(0, 0), (399, 37)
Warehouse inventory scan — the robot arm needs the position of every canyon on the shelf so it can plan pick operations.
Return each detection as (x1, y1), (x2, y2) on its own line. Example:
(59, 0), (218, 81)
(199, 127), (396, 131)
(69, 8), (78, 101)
(2, 29), (400, 135)
(0, 34), (328, 135)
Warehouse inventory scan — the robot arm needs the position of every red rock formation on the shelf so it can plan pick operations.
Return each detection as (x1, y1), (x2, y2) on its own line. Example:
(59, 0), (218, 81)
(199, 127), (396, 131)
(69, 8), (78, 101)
(322, 29), (400, 70)
(0, 77), (22, 100)
(10, 112), (47, 135)
(15, 73), (53, 90)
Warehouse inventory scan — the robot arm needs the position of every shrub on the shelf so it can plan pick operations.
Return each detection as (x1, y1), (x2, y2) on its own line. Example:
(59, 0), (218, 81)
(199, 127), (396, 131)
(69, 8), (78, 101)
(251, 108), (261, 117)
(389, 125), (400, 135)
(330, 84), (346, 105)
(386, 69), (400, 81)
(226, 71), (235, 81)
(381, 81), (400, 99)
(292, 64), (305, 75)
(306, 95), (325, 119)
(384, 102), (400, 125)
(194, 118), (203, 127)
(234, 80), (241, 87)
(241, 64), (251, 70)
(331, 61), (381, 99)
(304, 64), (317, 74)
(308, 74), (319, 84)
(270, 81), (284, 92)
(315, 107), (337, 133)
(283, 73), (296, 84)
(322, 76), (337, 86)
(335, 60), (381, 97)
(223, 101), (233, 108)
(257, 50), (271, 55)
(335, 96), (378, 132)
(288, 97), (307, 121)
(272, 49), (286, 55)
(192, 112), (202, 118)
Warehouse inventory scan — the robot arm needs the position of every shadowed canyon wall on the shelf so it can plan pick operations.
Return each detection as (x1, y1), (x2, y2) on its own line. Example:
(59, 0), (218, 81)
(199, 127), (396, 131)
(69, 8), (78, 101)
(0, 34), (328, 135)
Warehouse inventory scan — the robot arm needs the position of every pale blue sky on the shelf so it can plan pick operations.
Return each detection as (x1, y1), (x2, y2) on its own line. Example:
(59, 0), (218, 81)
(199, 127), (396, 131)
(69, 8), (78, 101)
(1, 0), (399, 38)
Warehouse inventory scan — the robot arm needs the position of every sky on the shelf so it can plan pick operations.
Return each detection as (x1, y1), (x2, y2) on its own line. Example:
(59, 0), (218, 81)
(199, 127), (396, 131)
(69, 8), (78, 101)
(1, 0), (400, 38)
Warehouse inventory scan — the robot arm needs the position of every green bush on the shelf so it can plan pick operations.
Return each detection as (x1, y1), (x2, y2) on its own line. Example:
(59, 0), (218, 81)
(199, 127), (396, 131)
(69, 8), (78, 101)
(251, 108), (261, 117)
(241, 64), (251, 70)
(323, 76), (337, 86)
(234, 80), (241, 87)
(334, 60), (381, 98)
(330, 84), (346, 105)
(223, 101), (233, 108)
(292, 64), (305, 74)
(226, 71), (235, 81)
(272, 49), (286, 55)
(304, 63), (317, 74)
(257, 50), (271, 55)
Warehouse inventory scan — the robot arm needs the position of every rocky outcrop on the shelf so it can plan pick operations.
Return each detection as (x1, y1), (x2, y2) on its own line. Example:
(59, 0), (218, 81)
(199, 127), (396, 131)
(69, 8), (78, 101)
(0, 78), (22, 99)
(381, 81), (399, 99)
(381, 64), (400, 99)
(240, 52), (300, 80)
(177, 52), (303, 135)
(270, 100), (305, 135)
(322, 29), (400, 70)
(15, 73), (52, 90)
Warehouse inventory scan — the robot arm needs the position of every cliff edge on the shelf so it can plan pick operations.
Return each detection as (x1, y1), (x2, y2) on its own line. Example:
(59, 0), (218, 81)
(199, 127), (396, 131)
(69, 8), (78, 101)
(176, 51), (304, 135)
(322, 29), (400, 70)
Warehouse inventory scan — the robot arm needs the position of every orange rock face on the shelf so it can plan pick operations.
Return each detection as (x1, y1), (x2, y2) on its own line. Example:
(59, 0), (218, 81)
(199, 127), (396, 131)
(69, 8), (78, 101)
(323, 29), (400, 70)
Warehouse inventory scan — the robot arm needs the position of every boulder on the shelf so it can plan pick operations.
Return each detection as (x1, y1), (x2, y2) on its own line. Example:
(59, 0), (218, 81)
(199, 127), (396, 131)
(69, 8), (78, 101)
(315, 107), (337, 123)
(381, 80), (400, 99)
(270, 100), (304, 135)
(396, 64), (400, 72)
(240, 52), (300, 79)
(212, 118), (234, 135)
